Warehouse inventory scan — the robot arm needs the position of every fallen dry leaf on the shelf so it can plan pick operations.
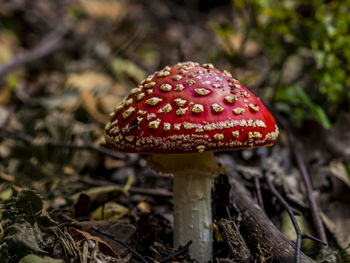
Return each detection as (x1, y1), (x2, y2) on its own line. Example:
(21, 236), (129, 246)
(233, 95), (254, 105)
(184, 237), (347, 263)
(3, 222), (46, 255)
(69, 227), (120, 258)
(329, 159), (350, 189)
(321, 203), (350, 249)
(80, 89), (110, 124)
(76, 220), (136, 255)
(65, 71), (113, 94)
(79, 0), (126, 21)
(91, 201), (129, 220)
(325, 113), (350, 161)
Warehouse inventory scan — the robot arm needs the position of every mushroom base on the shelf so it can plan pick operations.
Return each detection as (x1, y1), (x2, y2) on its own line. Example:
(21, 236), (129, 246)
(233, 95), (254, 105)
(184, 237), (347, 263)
(147, 152), (224, 262)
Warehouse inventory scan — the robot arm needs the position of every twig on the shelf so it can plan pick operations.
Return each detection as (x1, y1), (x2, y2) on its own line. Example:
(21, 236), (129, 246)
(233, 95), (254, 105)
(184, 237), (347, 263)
(79, 177), (173, 198)
(276, 114), (328, 245)
(257, 148), (326, 263)
(265, 170), (299, 263)
(0, 126), (125, 160)
(226, 172), (315, 263)
(159, 241), (192, 263)
(91, 226), (149, 263)
(0, 26), (70, 80)
(253, 175), (265, 210)
(293, 145), (327, 244)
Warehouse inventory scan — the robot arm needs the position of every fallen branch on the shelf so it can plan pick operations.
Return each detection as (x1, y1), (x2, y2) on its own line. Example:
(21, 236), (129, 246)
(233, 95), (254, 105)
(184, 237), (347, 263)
(0, 126), (125, 160)
(218, 218), (251, 262)
(253, 174), (264, 210)
(225, 173), (315, 263)
(0, 26), (70, 81)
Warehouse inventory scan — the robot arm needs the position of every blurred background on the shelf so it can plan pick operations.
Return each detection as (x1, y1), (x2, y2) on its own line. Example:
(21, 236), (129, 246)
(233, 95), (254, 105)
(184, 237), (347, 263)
(0, 0), (349, 262)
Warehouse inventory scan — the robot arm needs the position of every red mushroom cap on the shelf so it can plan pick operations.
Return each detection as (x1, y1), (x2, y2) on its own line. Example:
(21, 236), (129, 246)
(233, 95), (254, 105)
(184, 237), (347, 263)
(105, 62), (278, 154)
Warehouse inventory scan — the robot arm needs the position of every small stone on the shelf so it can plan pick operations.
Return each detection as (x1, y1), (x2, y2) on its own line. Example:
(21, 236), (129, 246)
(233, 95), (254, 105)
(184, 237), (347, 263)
(174, 123), (181, 130)
(145, 89), (153, 94)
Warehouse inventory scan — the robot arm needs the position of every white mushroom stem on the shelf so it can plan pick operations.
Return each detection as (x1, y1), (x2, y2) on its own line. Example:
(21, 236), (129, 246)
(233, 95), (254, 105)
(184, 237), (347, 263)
(173, 169), (213, 261)
(147, 152), (224, 262)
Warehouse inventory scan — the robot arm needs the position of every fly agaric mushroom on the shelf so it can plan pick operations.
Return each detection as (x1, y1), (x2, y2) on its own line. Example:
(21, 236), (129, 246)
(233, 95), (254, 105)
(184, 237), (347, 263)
(105, 62), (278, 262)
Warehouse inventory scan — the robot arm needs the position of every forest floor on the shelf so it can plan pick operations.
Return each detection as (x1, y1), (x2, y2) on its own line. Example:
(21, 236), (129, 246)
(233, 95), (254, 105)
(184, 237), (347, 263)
(0, 0), (349, 262)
